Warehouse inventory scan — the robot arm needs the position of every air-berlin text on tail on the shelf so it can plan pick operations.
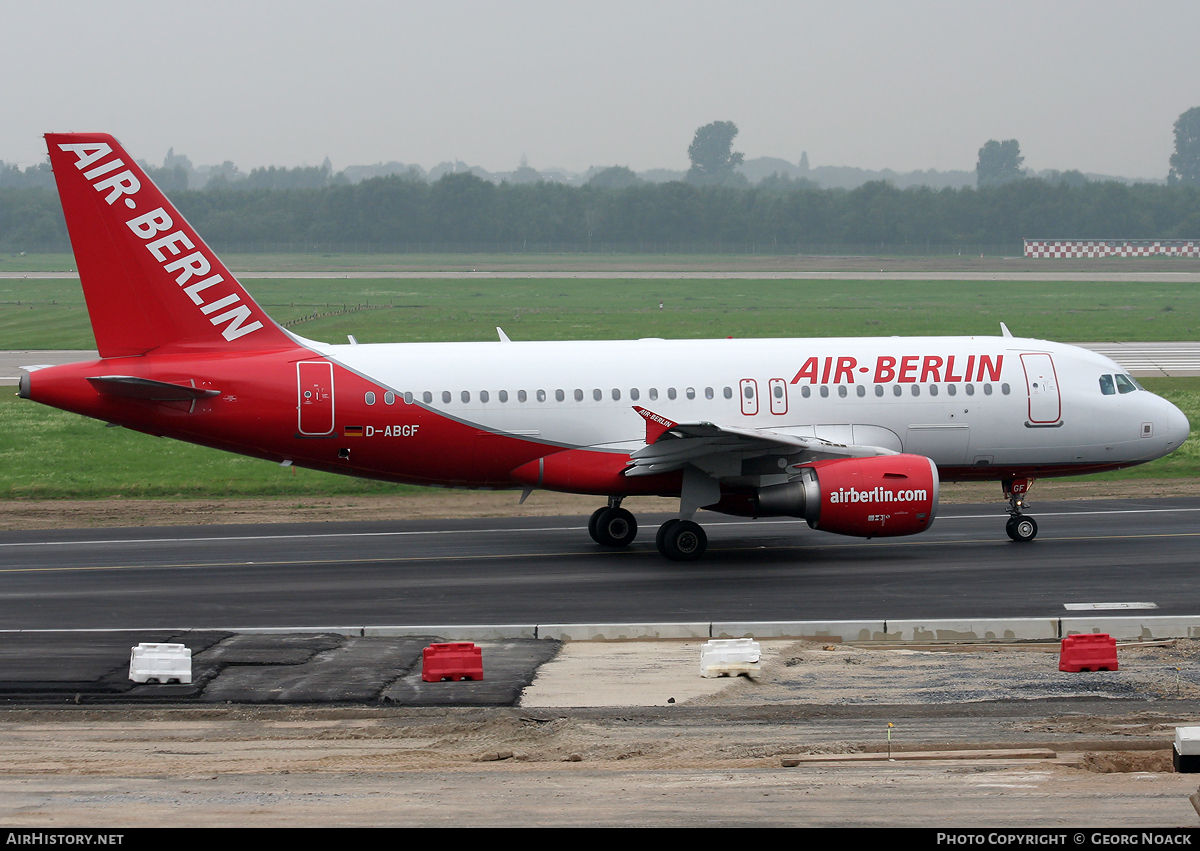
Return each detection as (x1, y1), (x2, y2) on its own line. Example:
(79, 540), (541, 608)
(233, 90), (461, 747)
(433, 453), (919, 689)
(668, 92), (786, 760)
(790, 354), (1004, 385)
(56, 142), (263, 343)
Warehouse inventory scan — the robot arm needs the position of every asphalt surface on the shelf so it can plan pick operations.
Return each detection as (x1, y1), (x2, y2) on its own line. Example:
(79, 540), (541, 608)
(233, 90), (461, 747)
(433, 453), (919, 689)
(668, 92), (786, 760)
(3, 499), (1198, 629)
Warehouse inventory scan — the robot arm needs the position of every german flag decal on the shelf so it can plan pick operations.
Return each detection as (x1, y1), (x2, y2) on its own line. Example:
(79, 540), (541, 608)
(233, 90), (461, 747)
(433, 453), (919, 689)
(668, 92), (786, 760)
(343, 425), (364, 437)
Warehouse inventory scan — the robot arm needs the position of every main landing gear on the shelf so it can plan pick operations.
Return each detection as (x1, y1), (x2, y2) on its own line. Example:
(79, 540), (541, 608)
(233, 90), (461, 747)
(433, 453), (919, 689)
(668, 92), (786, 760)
(588, 499), (638, 547)
(590, 469), (719, 561)
(1003, 477), (1038, 542)
(587, 503), (708, 561)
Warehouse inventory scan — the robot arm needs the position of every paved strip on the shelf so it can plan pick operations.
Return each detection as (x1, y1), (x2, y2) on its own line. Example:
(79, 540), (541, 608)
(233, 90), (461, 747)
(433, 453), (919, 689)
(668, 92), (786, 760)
(3, 498), (1200, 629)
(7, 270), (1200, 281)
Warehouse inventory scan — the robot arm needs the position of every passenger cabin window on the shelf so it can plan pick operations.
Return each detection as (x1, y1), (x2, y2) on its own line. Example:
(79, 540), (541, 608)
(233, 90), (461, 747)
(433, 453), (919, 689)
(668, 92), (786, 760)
(365, 392), (376, 405)
(442, 391), (451, 404)
(555, 389), (564, 402)
(723, 387), (732, 399)
(518, 390), (527, 402)
(384, 391), (395, 405)
(423, 391), (433, 404)
(499, 390), (508, 403)
(686, 387), (695, 400)
(630, 388), (640, 401)
(461, 390), (471, 403)
(592, 389), (602, 401)
(649, 388), (658, 401)
(668, 388), (677, 400)
(479, 390), (489, 403)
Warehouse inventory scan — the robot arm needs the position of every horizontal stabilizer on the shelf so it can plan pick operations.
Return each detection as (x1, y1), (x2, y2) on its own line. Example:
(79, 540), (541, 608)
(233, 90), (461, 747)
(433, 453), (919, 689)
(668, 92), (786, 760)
(86, 375), (221, 401)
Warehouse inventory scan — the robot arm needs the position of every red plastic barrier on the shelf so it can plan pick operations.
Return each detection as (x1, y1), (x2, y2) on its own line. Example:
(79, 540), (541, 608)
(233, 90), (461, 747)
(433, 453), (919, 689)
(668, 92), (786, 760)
(1059, 633), (1118, 672)
(422, 642), (484, 682)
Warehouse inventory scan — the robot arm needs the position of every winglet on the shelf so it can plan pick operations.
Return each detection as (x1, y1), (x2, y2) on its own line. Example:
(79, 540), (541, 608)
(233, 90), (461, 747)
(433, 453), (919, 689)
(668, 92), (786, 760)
(633, 406), (677, 444)
(1000, 321), (1013, 338)
(497, 327), (511, 342)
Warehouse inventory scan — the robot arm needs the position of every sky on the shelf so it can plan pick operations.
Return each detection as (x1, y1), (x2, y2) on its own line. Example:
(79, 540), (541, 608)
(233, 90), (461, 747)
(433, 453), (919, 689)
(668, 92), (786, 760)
(3, 0), (1199, 179)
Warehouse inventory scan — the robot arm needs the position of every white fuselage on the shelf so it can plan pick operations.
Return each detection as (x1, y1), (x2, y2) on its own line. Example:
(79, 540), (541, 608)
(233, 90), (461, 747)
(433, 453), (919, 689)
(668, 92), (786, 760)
(312, 334), (1189, 478)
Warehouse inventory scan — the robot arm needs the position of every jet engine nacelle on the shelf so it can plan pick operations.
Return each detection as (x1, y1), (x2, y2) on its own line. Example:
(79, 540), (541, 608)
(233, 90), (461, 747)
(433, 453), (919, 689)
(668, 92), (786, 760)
(754, 454), (939, 537)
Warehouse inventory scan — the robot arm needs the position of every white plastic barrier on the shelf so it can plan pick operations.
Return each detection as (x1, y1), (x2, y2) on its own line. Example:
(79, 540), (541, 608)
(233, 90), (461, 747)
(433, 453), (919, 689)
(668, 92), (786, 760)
(1175, 727), (1200, 773)
(129, 643), (192, 684)
(700, 638), (761, 678)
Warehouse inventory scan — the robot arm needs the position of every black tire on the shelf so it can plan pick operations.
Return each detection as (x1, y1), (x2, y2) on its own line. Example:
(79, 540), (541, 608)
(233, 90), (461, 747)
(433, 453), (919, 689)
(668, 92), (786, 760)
(587, 507), (607, 544)
(659, 520), (707, 562)
(1006, 515), (1038, 542)
(594, 507), (637, 547)
(655, 518), (682, 555)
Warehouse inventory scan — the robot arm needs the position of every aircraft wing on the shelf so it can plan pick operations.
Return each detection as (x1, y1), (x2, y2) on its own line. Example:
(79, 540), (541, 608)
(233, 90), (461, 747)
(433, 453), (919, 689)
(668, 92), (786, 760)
(624, 407), (896, 478)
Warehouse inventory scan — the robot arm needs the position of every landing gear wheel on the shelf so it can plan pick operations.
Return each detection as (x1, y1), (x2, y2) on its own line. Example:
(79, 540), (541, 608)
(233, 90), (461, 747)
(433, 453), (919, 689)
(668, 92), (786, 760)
(587, 507), (607, 544)
(657, 519), (707, 562)
(655, 518), (681, 552)
(592, 507), (637, 547)
(1006, 515), (1038, 542)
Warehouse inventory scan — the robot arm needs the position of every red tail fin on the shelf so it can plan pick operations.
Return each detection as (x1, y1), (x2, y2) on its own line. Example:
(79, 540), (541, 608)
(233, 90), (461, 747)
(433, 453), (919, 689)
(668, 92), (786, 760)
(46, 133), (291, 358)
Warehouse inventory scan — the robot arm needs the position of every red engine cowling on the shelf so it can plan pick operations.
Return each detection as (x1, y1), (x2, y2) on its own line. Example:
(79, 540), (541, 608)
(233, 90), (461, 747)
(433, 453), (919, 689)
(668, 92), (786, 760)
(754, 454), (939, 538)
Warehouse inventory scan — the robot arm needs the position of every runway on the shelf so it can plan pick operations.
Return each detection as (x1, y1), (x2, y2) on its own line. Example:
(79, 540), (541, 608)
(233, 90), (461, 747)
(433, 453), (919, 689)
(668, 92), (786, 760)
(2, 498), (1198, 631)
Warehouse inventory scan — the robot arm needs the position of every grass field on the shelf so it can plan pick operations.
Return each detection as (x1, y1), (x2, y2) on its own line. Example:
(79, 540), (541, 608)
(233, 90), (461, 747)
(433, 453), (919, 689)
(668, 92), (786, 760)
(3, 276), (1200, 350)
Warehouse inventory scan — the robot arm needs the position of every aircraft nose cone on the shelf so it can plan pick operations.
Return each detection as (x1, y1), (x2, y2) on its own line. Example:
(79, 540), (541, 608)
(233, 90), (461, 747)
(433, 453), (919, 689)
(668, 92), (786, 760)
(1166, 400), (1191, 447)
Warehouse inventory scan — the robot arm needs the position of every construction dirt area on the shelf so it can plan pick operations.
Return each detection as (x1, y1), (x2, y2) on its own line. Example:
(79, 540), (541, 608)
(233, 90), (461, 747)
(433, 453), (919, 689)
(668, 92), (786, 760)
(2, 638), (1200, 826)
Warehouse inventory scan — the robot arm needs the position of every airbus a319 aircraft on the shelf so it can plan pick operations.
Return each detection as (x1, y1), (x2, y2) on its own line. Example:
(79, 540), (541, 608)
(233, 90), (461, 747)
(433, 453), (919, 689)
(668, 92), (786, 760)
(19, 134), (1191, 560)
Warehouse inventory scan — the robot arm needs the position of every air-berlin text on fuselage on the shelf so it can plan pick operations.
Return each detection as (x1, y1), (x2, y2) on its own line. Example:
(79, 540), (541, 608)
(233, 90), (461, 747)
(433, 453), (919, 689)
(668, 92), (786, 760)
(790, 355), (1003, 385)
(56, 142), (263, 343)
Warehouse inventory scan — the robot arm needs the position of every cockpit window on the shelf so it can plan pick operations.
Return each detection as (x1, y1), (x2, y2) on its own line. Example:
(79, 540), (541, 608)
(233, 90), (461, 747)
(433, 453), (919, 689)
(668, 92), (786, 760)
(1115, 374), (1138, 394)
(1099, 374), (1115, 395)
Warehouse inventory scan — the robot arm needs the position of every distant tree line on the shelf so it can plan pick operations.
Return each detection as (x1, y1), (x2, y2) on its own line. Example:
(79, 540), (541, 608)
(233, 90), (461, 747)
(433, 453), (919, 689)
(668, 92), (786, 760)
(4, 174), (1199, 254)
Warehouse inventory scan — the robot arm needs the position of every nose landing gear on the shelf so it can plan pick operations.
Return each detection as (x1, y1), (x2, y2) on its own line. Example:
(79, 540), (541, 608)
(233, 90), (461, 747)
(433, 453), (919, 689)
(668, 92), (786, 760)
(1003, 477), (1038, 542)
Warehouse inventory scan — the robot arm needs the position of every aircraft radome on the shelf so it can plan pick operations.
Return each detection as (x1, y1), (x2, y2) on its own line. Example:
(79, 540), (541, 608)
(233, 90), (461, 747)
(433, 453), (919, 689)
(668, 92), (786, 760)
(19, 134), (1191, 561)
